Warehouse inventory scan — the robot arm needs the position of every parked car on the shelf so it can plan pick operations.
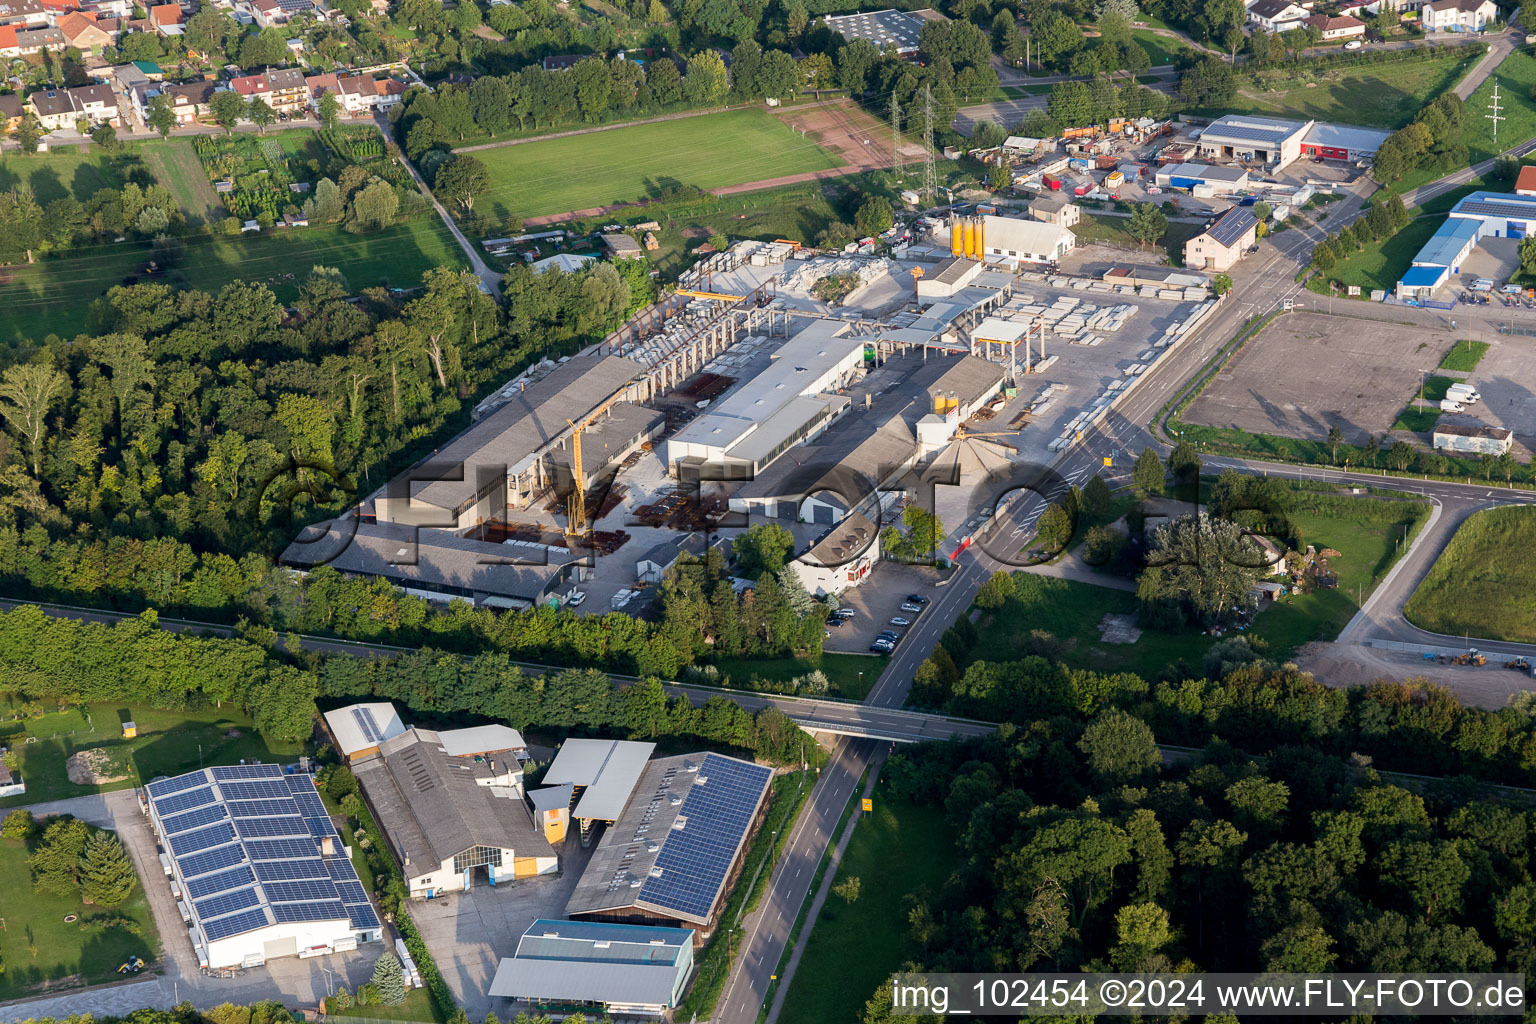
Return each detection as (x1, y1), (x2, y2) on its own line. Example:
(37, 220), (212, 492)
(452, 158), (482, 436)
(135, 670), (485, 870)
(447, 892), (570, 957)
(901, 601), (923, 613)
(1343, 39), (1362, 49)
(890, 616), (912, 627)
(870, 641), (893, 652)
(566, 591), (587, 606)
(827, 616), (845, 628)
(906, 593), (930, 606)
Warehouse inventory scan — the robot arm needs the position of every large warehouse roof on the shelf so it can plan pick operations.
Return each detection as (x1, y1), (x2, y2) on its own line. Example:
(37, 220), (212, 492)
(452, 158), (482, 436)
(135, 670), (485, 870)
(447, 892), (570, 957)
(543, 738), (656, 821)
(394, 353), (644, 515)
(1301, 122), (1390, 154)
(436, 724), (525, 758)
(281, 519), (566, 606)
(1200, 114), (1309, 147)
(488, 919), (693, 1009)
(566, 752), (773, 927)
(145, 765), (379, 942)
(355, 728), (554, 870)
(1450, 190), (1536, 221)
(1412, 217), (1482, 268)
(821, 8), (926, 52)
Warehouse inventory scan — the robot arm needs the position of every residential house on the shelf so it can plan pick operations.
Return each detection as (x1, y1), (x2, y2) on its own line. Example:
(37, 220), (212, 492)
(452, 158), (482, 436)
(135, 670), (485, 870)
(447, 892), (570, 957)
(1247, 0), (1309, 31)
(1303, 12), (1365, 37)
(15, 25), (63, 51)
(304, 69), (338, 105)
(1182, 206), (1259, 273)
(1421, 0), (1496, 31)
(246, 0), (315, 27)
(131, 78), (215, 124)
(147, 0), (179, 32)
(1515, 165), (1536, 196)
(265, 66), (308, 113)
(335, 73), (403, 112)
(1027, 194), (1081, 228)
(27, 87), (81, 130)
(69, 81), (117, 125)
(0, 25), (18, 55)
(0, 0), (45, 25)
(57, 10), (114, 51)
(229, 70), (273, 105)
(0, 92), (23, 132)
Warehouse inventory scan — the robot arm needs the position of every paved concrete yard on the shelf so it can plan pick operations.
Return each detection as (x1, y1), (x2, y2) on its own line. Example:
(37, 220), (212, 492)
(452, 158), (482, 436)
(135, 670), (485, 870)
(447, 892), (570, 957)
(1437, 336), (1536, 458)
(1184, 311), (1448, 445)
(409, 840), (594, 1018)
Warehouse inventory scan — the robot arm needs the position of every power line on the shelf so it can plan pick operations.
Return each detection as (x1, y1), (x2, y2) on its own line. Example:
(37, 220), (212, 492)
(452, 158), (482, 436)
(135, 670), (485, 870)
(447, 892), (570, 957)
(921, 84), (938, 206)
(1487, 81), (1504, 145)
(889, 93), (904, 179)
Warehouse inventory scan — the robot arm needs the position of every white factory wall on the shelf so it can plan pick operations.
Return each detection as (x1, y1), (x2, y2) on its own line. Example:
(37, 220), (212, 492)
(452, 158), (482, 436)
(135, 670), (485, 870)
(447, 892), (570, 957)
(201, 918), (359, 970)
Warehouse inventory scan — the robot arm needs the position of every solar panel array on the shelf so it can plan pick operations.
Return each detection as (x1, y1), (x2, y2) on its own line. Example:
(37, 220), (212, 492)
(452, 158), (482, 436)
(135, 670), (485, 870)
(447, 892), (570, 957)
(1208, 208), (1258, 248)
(148, 763), (382, 946)
(352, 706), (383, 744)
(638, 754), (772, 921)
(1455, 200), (1536, 219)
(1204, 122), (1295, 146)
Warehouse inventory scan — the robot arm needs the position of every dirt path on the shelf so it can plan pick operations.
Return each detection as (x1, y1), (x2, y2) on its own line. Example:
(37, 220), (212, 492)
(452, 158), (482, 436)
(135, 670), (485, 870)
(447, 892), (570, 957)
(1295, 641), (1533, 709)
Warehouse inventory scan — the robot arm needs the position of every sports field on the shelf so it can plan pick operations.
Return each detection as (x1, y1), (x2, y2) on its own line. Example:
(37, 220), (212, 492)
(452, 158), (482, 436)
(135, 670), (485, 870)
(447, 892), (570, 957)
(466, 108), (845, 219)
(0, 219), (465, 344)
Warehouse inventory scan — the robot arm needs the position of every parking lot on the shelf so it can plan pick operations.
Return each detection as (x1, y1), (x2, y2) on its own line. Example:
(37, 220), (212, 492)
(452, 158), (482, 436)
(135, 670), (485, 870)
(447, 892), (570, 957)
(410, 840), (596, 1018)
(1184, 311), (1448, 444)
(1437, 338), (1536, 459)
(823, 561), (943, 655)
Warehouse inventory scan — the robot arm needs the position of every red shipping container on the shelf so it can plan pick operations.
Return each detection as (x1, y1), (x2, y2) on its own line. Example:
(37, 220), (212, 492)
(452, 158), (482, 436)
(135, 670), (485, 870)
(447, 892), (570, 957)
(1043, 174), (1061, 190)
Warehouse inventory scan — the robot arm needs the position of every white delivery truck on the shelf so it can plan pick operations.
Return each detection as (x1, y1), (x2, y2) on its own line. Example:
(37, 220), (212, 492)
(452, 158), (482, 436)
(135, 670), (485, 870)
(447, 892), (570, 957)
(1440, 399), (1466, 413)
(1446, 383), (1481, 403)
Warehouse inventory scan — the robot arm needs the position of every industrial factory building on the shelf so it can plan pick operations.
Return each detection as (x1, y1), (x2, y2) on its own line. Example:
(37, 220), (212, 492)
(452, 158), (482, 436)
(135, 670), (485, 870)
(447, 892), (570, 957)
(488, 920), (695, 1016)
(1153, 162), (1250, 195)
(353, 722), (556, 898)
(375, 353), (654, 530)
(1397, 189), (1536, 299)
(1195, 114), (1389, 170)
(665, 320), (865, 476)
(819, 8), (931, 55)
(565, 752), (773, 936)
(144, 765), (383, 970)
(947, 213), (1075, 267)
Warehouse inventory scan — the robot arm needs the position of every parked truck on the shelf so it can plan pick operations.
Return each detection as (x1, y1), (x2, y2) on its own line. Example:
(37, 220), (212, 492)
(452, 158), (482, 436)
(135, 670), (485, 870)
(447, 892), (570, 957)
(1447, 383), (1481, 403)
(1440, 399), (1466, 413)
(1043, 174), (1062, 191)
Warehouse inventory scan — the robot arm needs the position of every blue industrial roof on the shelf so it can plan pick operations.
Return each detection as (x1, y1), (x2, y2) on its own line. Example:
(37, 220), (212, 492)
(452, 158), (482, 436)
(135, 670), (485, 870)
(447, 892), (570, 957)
(1411, 217), (1482, 268)
(1450, 190), (1536, 221)
(1399, 265), (1448, 288)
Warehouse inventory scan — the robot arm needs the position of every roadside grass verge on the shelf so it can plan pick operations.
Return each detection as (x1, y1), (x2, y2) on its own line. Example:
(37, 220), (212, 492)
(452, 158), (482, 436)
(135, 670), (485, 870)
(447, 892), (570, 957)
(1404, 505), (1536, 643)
(712, 652), (881, 700)
(1440, 339), (1490, 372)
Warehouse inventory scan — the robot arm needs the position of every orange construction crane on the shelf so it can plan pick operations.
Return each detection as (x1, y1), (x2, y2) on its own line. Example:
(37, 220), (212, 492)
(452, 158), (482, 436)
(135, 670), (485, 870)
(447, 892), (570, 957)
(674, 289), (747, 302)
(951, 426), (1019, 451)
(565, 395), (625, 538)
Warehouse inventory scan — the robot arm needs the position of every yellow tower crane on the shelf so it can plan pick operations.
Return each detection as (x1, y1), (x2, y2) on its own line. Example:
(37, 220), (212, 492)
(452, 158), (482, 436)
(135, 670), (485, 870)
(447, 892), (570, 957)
(950, 426), (1020, 450)
(564, 396), (626, 537)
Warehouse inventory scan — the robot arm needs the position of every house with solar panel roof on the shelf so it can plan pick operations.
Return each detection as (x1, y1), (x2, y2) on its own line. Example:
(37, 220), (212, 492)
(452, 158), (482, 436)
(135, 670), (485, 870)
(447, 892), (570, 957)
(143, 764), (383, 969)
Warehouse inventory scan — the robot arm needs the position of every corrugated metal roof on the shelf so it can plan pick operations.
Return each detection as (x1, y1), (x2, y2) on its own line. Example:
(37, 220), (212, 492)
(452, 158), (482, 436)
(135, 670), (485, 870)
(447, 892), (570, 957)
(488, 957), (684, 1007)
(1412, 217), (1482, 268)
(322, 702), (406, 756)
(1302, 122), (1390, 153)
(1398, 265), (1448, 288)
(436, 724), (525, 758)
(1201, 114), (1308, 147)
(543, 739), (656, 821)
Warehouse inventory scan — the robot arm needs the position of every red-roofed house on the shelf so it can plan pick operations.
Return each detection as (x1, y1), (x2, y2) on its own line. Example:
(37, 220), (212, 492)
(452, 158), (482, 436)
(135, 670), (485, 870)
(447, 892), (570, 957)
(229, 72), (272, 103)
(1515, 165), (1536, 197)
(37, 0), (78, 19)
(147, 1), (178, 30)
(0, 25), (18, 55)
(58, 9), (112, 50)
(1303, 12), (1366, 38)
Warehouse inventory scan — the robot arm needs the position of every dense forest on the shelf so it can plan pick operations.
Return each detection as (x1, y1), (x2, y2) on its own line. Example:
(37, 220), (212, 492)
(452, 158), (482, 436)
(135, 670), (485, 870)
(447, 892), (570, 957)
(881, 718), (1536, 990)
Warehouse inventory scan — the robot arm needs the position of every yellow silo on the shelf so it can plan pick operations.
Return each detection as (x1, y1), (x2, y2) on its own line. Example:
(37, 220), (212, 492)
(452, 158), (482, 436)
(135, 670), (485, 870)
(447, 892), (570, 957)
(961, 219), (975, 259)
(950, 219), (963, 256)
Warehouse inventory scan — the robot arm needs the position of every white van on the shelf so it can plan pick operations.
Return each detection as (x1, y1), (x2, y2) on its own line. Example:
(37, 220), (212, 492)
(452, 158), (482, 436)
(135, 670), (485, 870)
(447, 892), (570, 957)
(1440, 399), (1466, 413)
(1471, 279), (1495, 292)
(1447, 383), (1480, 403)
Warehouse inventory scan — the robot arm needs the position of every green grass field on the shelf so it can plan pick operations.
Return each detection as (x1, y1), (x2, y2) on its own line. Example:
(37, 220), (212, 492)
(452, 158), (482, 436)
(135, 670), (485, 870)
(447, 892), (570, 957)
(0, 144), (124, 205)
(1191, 50), (1475, 130)
(467, 109), (844, 220)
(777, 799), (955, 1024)
(1419, 374), (1458, 402)
(139, 139), (222, 225)
(1076, 214), (1202, 265)
(0, 701), (303, 809)
(1393, 406), (1441, 432)
(970, 489), (1426, 679)
(1406, 505), (1536, 642)
(331, 989), (442, 1022)
(1387, 50), (1536, 194)
(1440, 339), (1490, 371)
(0, 219), (466, 345)
(0, 831), (160, 1000)
(711, 651), (881, 700)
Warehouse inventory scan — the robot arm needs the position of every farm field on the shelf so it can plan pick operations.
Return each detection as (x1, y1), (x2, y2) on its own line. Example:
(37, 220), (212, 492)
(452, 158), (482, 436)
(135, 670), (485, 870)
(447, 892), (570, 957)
(777, 800), (955, 1024)
(466, 108), (844, 220)
(1405, 505), (1536, 643)
(1, 700), (304, 809)
(139, 139), (222, 224)
(0, 219), (466, 344)
(1190, 48), (1475, 130)
(0, 827), (161, 1001)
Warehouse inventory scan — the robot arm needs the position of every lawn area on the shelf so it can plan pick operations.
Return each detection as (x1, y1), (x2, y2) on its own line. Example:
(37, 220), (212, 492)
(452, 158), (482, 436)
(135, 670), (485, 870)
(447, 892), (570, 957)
(970, 487), (1428, 679)
(0, 219), (466, 344)
(1419, 374), (1458, 402)
(1440, 339), (1490, 372)
(1189, 49), (1476, 130)
(777, 799), (955, 1024)
(711, 651), (881, 700)
(467, 108), (843, 220)
(1076, 213), (1201, 265)
(1089, 29), (1188, 67)
(139, 139), (222, 225)
(1405, 505), (1536, 643)
(0, 831), (161, 1000)
(1393, 405), (1441, 432)
(0, 144), (125, 205)
(331, 989), (442, 1022)
(0, 701), (303, 809)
